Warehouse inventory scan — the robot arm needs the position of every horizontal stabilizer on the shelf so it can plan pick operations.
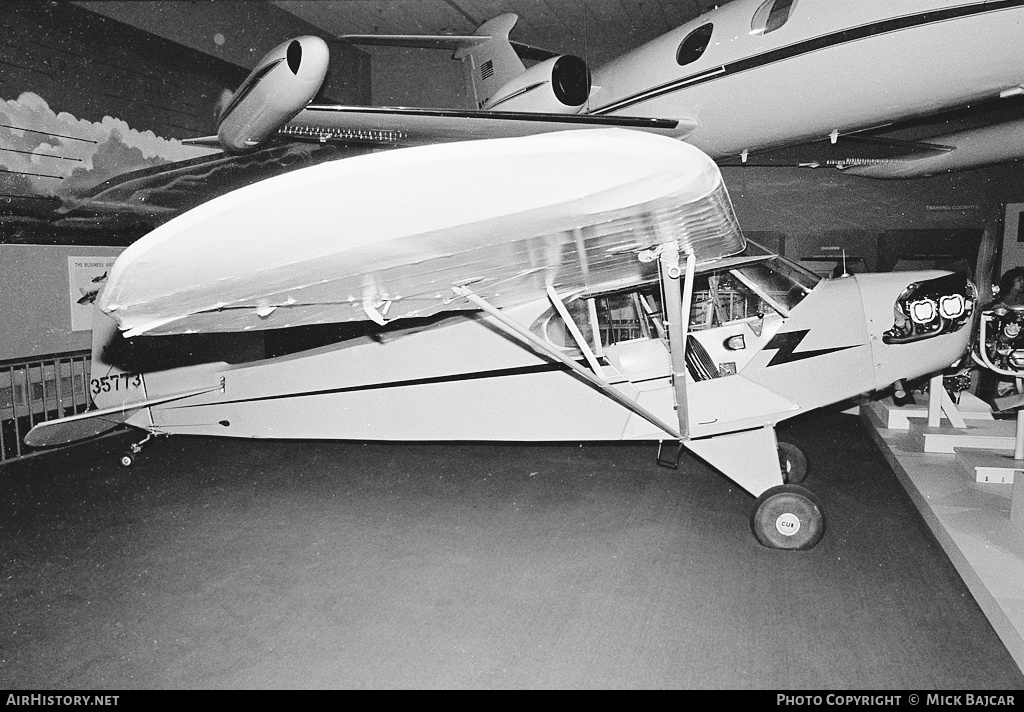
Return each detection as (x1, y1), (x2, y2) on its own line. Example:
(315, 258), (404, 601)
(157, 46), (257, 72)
(336, 34), (558, 61)
(24, 385), (220, 448)
(338, 11), (559, 63)
(337, 33), (488, 51)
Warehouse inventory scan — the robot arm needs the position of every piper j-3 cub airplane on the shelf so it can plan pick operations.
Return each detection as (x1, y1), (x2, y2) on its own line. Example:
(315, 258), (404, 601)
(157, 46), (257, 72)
(26, 129), (976, 550)
(24, 0), (1011, 548)
(22, 0), (1011, 550)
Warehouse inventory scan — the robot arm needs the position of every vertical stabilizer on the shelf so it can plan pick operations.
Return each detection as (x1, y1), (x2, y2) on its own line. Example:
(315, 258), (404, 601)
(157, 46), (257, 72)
(457, 14), (526, 109)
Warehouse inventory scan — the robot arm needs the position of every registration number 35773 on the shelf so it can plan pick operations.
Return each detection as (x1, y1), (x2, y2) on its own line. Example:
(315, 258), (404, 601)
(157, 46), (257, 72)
(90, 373), (143, 396)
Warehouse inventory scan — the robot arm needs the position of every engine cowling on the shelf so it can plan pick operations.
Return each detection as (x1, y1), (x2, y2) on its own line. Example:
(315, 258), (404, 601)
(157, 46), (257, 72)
(217, 36), (329, 153)
(482, 55), (591, 114)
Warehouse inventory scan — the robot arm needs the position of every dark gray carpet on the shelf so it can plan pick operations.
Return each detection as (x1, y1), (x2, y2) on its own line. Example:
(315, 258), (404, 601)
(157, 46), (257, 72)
(1, 412), (1022, 689)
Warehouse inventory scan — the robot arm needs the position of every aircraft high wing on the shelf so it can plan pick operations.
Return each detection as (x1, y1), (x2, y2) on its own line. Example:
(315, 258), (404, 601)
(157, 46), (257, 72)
(190, 0), (1024, 179)
(100, 130), (742, 337)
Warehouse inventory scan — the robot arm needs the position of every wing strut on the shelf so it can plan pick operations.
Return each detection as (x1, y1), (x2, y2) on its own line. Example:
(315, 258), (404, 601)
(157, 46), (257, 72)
(651, 245), (695, 469)
(452, 285), (681, 440)
(660, 245), (695, 440)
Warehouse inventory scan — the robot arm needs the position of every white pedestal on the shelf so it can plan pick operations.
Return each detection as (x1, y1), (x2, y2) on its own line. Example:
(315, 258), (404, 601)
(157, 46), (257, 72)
(908, 418), (1017, 454)
(954, 448), (1021, 483)
(863, 393), (994, 431)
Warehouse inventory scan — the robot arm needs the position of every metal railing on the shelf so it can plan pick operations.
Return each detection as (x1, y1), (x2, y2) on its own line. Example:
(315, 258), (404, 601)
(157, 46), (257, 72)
(1, 349), (92, 464)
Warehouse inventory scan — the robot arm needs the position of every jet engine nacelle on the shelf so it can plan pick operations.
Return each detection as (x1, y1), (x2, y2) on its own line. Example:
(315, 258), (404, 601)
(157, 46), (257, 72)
(217, 36), (329, 153)
(482, 55), (591, 113)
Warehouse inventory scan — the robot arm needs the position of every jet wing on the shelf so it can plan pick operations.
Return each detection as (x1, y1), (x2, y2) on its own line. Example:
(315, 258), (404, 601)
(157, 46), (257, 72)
(279, 104), (698, 146)
(842, 117), (1024, 178)
(98, 129), (744, 337)
(716, 135), (955, 171)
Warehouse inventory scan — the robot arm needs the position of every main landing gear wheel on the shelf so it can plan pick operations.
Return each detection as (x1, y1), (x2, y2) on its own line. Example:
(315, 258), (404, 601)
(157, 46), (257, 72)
(119, 452), (135, 468)
(777, 441), (808, 485)
(751, 484), (825, 550)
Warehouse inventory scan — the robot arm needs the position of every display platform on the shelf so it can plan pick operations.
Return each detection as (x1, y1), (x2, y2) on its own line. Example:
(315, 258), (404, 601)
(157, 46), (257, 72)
(863, 402), (1024, 674)
(864, 393), (995, 430)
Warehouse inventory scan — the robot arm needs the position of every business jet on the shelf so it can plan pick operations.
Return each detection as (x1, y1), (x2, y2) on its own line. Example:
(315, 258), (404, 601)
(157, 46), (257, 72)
(200, 0), (1024, 178)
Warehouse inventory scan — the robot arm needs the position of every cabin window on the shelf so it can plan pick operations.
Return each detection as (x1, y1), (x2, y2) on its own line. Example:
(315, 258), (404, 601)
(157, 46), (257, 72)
(676, 23), (714, 66)
(751, 0), (797, 35)
(691, 273), (766, 328)
(732, 258), (819, 314)
(533, 291), (661, 354)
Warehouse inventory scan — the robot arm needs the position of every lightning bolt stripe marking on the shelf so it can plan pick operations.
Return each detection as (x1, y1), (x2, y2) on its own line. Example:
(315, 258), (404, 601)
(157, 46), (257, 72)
(763, 329), (859, 367)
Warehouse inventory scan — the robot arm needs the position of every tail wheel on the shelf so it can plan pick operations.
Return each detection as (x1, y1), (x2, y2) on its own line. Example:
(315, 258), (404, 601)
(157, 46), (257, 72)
(777, 441), (808, 484)
(751, 484), (825, 550)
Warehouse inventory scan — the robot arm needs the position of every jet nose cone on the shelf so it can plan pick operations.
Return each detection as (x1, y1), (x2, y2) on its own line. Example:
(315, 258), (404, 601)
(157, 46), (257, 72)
(292, 36), (330, 86)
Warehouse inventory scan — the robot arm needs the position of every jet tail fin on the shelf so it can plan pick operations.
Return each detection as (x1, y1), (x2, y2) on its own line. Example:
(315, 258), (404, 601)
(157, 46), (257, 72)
(456, 14), (525, 109)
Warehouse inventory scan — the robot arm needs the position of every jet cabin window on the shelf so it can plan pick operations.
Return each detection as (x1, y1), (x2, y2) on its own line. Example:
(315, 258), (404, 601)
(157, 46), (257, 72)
(676, 24), (713, 66)
(751, 0), (797, 35)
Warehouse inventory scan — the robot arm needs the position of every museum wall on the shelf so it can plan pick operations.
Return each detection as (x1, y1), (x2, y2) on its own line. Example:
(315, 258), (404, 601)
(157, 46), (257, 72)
(71, 0), (371, 106)
(0, 244), (121, 360)
(724, 161), (1024, 277)
(3, 2), (249, 140)
(0, 1), (371, 360)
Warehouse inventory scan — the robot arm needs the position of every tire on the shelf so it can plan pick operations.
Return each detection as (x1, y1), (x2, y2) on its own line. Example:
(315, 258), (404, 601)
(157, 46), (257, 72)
(119, 452), (135, 468)
(751, 484), (825, 550)
(777, 441), (809, 485)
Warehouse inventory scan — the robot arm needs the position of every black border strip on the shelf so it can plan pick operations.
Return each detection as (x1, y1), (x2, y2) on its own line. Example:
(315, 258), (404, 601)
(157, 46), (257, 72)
(592, 1), (1024, 115)
(175, 362), (571, 409)
(487, 82), (546, 109)
(175, 360), (688, 411)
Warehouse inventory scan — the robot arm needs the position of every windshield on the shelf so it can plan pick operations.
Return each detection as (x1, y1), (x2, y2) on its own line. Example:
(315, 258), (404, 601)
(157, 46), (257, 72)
(731, 253), (821, 314)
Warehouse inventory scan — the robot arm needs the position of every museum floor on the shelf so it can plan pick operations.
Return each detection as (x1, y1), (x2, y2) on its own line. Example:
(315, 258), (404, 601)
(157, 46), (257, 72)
(1, 412), (1022, 690)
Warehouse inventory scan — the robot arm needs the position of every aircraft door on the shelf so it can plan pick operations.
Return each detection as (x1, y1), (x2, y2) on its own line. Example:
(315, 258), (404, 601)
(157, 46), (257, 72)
(594, 292), (672, 383)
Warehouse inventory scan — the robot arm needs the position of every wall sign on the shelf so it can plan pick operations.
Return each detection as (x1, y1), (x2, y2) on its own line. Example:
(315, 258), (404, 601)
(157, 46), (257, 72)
(68, 256), (117, 331)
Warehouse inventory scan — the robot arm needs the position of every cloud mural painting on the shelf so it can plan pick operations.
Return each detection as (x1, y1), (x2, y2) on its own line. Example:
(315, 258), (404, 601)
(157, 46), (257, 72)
(0, 91), (363, 243)
(0, 91), (216, 201)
